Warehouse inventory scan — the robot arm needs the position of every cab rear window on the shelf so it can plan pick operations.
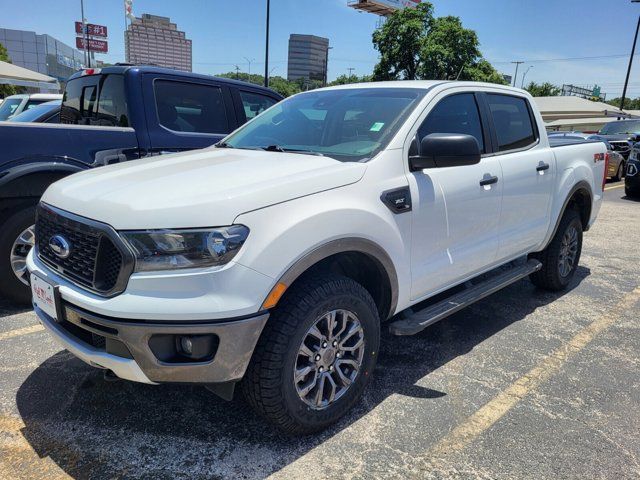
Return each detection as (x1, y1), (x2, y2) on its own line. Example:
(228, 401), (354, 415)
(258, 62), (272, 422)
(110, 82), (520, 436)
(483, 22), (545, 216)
(61, 74), (129, 127)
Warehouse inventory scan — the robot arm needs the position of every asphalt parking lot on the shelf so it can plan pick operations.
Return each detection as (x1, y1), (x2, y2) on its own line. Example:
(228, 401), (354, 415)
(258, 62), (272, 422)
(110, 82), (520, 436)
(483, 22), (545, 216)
(0, 180), (638, 480)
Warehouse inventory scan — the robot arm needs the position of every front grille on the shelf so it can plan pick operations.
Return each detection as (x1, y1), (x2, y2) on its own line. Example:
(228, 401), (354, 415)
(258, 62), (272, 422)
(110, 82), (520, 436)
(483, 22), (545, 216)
(36, 204), (132, 296)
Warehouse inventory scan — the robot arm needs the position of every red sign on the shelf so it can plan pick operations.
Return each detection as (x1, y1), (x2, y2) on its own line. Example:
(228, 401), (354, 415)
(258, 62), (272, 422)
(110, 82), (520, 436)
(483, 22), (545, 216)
(76, 37), (109, 53)
(75, 22), (108, 38)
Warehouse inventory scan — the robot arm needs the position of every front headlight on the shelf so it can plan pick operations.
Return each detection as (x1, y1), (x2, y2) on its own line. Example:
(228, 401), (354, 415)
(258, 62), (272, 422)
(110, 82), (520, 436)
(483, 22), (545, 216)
(121, 225), (250, 272)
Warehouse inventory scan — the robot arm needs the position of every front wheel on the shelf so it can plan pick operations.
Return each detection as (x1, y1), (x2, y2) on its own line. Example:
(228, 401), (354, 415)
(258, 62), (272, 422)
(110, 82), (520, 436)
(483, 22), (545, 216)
(529, 208), (583, 291)
(241, 274), (380, 434)
(0, 206), (37, 303)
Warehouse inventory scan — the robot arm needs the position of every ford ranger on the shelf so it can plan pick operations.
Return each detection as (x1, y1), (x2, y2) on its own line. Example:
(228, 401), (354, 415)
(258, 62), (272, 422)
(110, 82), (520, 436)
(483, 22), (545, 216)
(0, 65), (281, 303)
(27, 81), (606, 434)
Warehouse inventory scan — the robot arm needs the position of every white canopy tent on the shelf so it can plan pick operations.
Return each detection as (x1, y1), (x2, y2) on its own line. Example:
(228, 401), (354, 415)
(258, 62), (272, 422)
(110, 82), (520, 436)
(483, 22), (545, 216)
(0, 60), (60, 92)
(532, 96), (637, 132)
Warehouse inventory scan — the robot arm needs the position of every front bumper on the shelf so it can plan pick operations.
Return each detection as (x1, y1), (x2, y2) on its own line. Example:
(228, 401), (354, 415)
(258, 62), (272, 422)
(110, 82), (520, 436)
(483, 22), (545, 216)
(27, 249), (271, 385)
(34, 298), (268, 384)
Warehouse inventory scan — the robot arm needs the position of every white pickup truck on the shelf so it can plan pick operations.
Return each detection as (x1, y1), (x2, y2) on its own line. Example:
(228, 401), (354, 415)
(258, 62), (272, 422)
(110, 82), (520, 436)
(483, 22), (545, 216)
(27, 81), (606, 433)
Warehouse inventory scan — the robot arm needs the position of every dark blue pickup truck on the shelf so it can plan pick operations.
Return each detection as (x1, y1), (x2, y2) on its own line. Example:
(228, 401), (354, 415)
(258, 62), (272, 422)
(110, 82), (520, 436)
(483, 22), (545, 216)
(0, 65), (282, 302)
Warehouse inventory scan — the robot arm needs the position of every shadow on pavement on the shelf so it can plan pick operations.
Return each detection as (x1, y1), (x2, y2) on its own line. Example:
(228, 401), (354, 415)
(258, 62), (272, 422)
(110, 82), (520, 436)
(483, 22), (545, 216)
(15, 267), (590, 479)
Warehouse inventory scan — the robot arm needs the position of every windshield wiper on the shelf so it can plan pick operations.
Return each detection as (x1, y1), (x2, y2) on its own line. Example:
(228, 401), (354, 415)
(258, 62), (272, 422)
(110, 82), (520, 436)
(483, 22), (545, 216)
(215, 142), (234, 148)
(261, 145), (325, 156)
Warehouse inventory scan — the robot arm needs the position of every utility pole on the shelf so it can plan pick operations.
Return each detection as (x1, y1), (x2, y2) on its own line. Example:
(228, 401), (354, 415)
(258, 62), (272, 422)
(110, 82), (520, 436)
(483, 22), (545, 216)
(80, 0), (90, 67)
(521, 66), (533, 88)
(234, 65), (240, 80)
(620, 0), (640, 111)
(323, 45), (332, 87)
(347, 67), (355, 78)
(511, 61), (524, 87)
(264, 0), (270, 87)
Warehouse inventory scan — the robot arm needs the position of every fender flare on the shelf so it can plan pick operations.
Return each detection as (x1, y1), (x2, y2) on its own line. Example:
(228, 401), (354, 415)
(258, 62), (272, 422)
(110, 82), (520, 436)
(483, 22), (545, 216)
(545, 180), (593, 249)
(0, 161), (86, 196)
(275, 237), (399, 320)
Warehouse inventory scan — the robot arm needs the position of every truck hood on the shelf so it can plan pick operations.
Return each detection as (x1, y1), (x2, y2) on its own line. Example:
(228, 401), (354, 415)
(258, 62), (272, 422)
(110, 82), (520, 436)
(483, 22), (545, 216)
(42, 148), (367, 229)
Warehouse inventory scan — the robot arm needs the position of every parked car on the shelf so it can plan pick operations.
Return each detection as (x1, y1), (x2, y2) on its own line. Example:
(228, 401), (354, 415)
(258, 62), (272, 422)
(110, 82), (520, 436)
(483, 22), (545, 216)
(0, 93), (62, 121)
(8, 99), (61, 123)
(0, 65), (283, 302)
(594, 119), (640, 159)
(548, 134), (626, 181)
(626, 143), (640, 198)
(27, 82), (606, 433)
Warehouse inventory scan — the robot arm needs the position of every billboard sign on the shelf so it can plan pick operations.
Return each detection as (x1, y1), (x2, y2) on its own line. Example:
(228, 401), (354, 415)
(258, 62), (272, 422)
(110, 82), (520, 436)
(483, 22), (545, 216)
(76, 37), (109, 53)
(367, 0), (422, 10)
(75, 22), (108, 38)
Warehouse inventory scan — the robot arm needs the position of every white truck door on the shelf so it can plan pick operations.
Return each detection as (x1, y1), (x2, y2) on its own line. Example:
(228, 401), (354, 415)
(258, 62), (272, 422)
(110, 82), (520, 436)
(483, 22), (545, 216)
(409, 92), (503, 301)
(484, 93), (555, 261)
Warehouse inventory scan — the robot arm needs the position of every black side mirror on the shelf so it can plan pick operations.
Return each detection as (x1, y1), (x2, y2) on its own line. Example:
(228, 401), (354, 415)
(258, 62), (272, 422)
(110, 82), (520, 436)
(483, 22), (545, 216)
(410, 133), (481, 171)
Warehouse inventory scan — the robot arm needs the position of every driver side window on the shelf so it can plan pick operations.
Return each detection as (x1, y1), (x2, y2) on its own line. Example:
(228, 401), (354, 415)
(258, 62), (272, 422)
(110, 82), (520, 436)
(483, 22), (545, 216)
(418, 93), (484, 153)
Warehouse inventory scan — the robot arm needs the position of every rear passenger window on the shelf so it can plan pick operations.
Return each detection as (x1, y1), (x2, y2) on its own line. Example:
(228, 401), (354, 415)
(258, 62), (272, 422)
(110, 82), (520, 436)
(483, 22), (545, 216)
(61, 74), (128, 126)
(486, 94), (537, 151)
(419, 93), (484, 152)
(239, 91), (276, 121)
(155, 80), (229, 134)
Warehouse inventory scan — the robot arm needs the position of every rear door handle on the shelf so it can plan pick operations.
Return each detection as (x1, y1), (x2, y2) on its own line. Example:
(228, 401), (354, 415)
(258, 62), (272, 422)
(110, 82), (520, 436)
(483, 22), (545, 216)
(479, 175), (499, 186)
(536, 163), (550, 172)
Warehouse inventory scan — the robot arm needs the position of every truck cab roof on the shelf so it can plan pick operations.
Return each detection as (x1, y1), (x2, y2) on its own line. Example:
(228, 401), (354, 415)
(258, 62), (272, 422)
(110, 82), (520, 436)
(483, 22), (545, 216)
(68, 65), (281, 96)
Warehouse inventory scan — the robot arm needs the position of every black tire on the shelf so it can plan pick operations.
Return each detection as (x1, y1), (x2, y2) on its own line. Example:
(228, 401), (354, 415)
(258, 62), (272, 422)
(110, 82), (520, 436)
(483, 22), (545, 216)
(612, 162), (624, 182)
(626, 186), (640, 198)
(529, 208), (583, 291)
(0, 205), (37, 304)
(241, 274), (380, 434)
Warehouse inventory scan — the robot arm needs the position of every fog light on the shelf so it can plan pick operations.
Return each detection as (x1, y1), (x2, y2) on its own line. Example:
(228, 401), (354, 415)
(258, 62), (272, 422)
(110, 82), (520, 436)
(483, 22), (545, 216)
(180, 336), (193, 355)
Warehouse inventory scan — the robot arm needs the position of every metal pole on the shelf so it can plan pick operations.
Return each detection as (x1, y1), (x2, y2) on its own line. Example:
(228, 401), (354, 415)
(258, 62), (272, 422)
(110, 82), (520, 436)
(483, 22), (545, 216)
(323, 45), (331, 87)
(264, 0), (270, 87)
(80, 0), (90, 67)
(511, 61), (523, 87)
(620, 13), (640, 111)
(521, 66), (533, 88)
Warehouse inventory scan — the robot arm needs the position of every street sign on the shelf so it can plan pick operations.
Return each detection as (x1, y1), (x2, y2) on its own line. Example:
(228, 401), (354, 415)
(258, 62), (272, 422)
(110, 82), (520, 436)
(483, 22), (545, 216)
(76, 37), (109, 53)
(75, 22), (108, 38)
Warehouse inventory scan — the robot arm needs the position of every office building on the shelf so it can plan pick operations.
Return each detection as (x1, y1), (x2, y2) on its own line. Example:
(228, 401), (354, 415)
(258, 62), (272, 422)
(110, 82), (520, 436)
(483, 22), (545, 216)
(125, 14), (192, 72)
(287, 34), (330, 82)
(0, 28), (85, 85)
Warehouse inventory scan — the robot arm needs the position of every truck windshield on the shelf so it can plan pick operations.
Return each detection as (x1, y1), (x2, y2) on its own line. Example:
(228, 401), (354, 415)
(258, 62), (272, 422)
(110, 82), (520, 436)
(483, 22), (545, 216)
(599, 120), (640, 135)
(0, 98), (23, 121)
(222, 88), (426, 162)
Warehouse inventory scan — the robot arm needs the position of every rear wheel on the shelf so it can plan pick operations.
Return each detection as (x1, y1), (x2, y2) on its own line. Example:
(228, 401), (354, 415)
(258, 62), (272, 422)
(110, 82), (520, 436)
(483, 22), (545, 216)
(241, 274), (380, 434)
(626, 186), (640, 198)
(612, 162), (624, 182)
(530, 208), (583, 291)
(0, 206), (37, 303)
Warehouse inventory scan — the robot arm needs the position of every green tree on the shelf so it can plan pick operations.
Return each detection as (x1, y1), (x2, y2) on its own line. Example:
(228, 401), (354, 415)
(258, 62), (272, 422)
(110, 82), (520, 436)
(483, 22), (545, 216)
(607, 97), (640, 110)
(372, 2), (505, 84)
(216, 71), (302, 97)
(0, 42), (19, 97)
(329, 74), (372, 86)
(524, 82), (561, 97)
(372, 3), (434, 80)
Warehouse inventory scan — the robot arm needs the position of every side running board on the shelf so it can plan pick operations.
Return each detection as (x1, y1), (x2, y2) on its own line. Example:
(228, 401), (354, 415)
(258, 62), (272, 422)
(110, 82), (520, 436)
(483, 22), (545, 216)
(389, 258), (542, 336)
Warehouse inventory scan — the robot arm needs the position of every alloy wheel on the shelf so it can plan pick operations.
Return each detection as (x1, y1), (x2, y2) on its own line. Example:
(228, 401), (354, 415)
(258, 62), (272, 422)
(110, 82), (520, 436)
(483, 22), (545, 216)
(294, 309), (365, 410)
(558, 225), (578, 278)
(10, 225), (35, 285)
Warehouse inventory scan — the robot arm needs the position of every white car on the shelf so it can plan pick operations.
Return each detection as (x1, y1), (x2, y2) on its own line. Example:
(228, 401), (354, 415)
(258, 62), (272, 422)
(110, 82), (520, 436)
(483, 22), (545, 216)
(27, 81), (606, 433)
(0, 93), (62, 121)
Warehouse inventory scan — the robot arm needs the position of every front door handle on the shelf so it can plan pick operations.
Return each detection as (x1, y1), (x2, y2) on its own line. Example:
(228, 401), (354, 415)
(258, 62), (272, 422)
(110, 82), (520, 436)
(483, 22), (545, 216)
(479, 175), (499, 186)
(536, 162), (550, 172)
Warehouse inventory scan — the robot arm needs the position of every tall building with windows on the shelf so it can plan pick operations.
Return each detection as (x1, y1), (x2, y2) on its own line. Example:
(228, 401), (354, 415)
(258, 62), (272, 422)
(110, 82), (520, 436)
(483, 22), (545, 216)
(125, 14), (192, 72)
(0, 28), (84, 86)
(287, 34), (330, 82)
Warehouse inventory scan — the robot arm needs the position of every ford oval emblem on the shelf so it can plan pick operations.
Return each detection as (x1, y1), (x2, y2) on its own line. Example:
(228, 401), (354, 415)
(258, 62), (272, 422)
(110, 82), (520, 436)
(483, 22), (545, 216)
(49, 235), (71, 259)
